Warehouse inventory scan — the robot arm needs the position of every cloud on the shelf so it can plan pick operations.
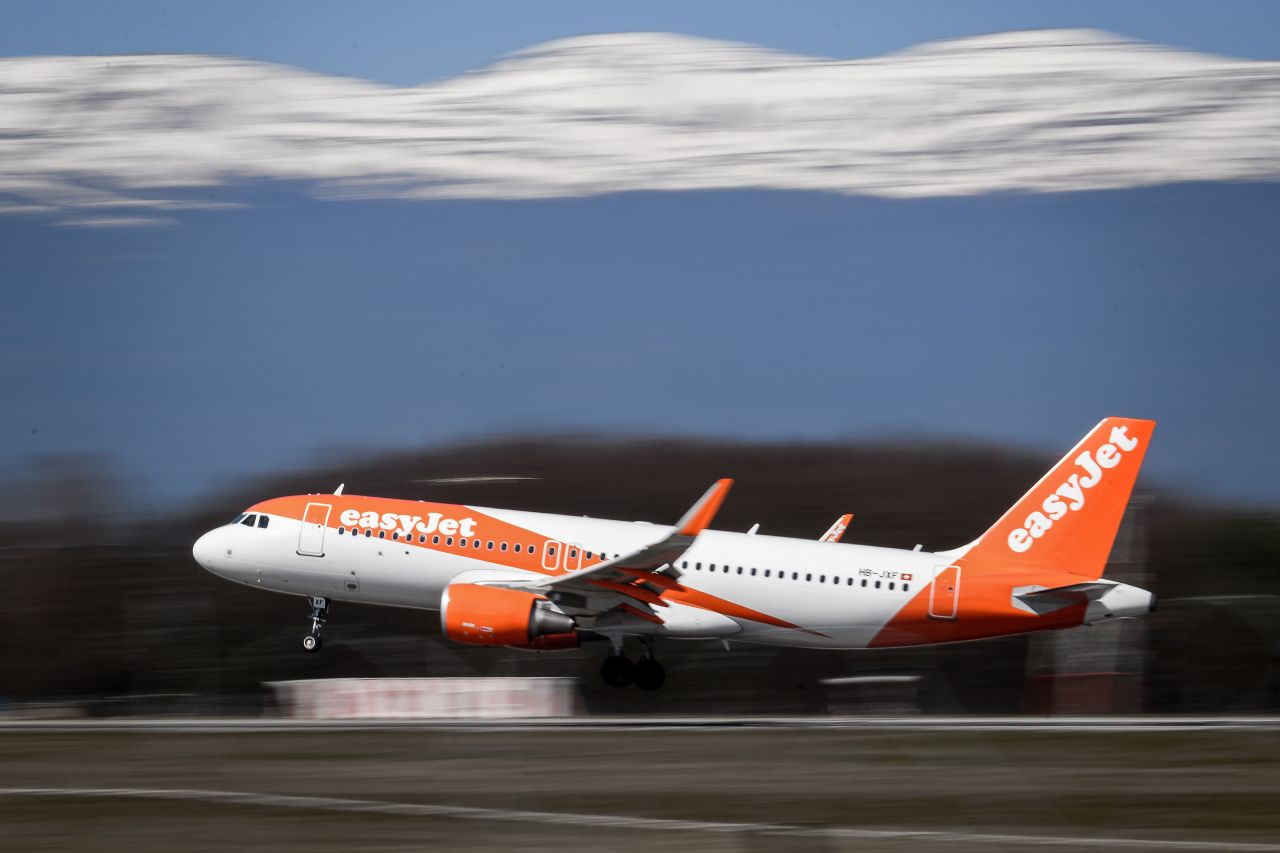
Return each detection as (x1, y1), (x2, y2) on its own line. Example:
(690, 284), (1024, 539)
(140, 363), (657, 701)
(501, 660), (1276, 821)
(2, 29), (1279, 224)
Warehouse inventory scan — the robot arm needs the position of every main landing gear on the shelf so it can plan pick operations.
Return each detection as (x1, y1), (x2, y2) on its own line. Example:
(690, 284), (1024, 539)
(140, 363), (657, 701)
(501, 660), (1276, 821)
(600, 636), (666, 691)
(302, 596), (328, 652)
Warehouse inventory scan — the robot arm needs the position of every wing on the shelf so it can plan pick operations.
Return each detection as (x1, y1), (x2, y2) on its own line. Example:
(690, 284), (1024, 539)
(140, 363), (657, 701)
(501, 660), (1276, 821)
(819, 513), (853, 543)
(493, 479), (733, 627)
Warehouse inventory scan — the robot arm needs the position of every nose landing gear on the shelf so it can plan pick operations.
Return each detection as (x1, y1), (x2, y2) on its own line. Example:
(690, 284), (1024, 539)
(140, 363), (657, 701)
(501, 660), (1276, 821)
(302, 596), (328, 652)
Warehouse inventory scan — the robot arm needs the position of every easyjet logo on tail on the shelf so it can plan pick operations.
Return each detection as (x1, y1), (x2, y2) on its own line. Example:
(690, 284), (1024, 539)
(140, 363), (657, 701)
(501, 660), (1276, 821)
(1007, 425), (1140, 554)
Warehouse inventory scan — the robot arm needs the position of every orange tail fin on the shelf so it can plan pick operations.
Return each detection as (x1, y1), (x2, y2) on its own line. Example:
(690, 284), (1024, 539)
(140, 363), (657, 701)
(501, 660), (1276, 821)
(950, 418), (1156, 579)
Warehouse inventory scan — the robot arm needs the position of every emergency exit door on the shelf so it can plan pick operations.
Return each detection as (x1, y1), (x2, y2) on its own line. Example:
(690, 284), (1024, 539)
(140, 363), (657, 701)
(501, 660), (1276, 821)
(928, 564), (961, 619)
(297, 502), (331, 557)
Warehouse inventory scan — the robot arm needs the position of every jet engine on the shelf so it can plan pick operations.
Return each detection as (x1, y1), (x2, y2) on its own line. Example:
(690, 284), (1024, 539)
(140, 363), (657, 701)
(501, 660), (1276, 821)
(441, 582), (576, 647)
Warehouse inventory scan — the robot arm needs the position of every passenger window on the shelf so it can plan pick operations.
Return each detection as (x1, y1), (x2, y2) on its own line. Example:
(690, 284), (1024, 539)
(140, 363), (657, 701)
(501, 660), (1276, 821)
(432, 535), (440, 545)
(723, 566), (730, 573)
(806, 574), (812, 582)
(364, 529), (372, 537)
(569, 549), (577, 559)
(446, 537), (453, 546)
(257, 515), (269, 529)
(889, 582), (895, 590)
(514, 544), (521, 552)
(819, 575), (826, 583)
(548, 546), (556, 557)
(904, 583), (910, 592)
(792, 572), (798, 580)
(241, 515), (256, 527)
(529, 545), (538, 555)
(459, 538), (468, 548)
(338, 528), (345, 535)
(709, 564), (716, 571)
(875, 580), (881, 589)
(419, 534), (426, 543)
(473, 540), (480, 549)
(392, 532), (399, 540)
(750, 568), (757, 576)
(861, 579), (867, 587)
(500, 542), (508, 551)
(379, 531), (386, 539)
(764, 570), (771, 578)
(847, 578), (854, 586)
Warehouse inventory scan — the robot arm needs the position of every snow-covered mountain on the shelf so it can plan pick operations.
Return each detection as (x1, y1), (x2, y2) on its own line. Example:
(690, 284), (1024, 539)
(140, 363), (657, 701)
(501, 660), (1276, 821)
(3, 29), (1279, 224)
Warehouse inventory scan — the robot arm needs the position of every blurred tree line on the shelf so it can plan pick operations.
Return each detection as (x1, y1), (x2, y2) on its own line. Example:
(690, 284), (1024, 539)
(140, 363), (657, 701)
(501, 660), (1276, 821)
(0, 436), (1277, 715)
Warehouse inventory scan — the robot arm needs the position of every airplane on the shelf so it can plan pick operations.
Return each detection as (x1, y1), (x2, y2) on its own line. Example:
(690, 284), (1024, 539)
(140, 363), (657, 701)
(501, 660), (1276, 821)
(193, 417), (1157, 690)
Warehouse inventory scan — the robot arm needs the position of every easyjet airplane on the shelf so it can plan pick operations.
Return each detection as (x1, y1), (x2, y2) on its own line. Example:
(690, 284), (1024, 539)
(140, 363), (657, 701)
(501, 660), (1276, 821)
(193, 418), (1156, 690)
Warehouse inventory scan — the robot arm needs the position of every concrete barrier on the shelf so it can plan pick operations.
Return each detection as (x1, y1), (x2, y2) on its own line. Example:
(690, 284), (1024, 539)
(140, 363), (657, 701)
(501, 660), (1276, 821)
(266, 677), (581, 720)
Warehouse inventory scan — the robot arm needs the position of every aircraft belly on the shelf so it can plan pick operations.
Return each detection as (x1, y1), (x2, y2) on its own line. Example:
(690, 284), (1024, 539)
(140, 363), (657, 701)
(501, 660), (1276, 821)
(686, 574), (895, 649)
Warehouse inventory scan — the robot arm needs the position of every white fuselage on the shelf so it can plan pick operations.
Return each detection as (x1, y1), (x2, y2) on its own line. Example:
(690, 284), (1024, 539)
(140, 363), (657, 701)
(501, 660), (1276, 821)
(195, 503), (945, 650)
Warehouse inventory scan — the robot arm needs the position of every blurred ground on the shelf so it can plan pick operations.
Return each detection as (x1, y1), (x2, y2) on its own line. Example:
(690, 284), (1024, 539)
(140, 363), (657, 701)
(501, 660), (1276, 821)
(2, 727), (1279, 851)
(2, 436), (1278, 716)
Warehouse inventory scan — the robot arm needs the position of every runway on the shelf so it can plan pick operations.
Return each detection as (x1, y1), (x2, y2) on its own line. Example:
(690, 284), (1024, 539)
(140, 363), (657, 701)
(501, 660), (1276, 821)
(3, 785), (1280, 851)
(2, 715), (1279, 733)
(5, 719), (1279, 851)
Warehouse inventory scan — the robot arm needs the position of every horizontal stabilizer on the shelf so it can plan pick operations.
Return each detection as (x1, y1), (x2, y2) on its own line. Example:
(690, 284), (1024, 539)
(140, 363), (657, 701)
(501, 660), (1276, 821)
(1014, 581), (1114, 615)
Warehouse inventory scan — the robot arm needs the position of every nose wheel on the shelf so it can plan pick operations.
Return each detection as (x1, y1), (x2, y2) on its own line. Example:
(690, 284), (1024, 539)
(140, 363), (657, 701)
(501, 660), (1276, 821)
(302, 596), (328, 652)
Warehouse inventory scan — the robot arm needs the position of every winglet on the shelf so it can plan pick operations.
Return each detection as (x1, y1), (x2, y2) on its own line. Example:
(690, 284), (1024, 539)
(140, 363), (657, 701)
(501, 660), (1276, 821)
(819, 513), (853, 543)
(675, 479), (734, 536)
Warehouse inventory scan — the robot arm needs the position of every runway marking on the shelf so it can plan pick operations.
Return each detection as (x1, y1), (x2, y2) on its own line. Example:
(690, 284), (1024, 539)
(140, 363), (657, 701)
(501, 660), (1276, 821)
(3, 716), (1280, 733)
(3, 787), (1279, 851)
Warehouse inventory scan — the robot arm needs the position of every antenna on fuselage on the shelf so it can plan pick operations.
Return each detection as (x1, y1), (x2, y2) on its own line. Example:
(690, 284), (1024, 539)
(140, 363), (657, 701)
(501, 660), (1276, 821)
(334, 483), (345, 496)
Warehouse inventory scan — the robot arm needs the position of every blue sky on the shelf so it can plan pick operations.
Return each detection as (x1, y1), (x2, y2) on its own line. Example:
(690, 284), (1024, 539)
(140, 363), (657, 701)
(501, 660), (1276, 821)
(3, 0), (1279, 84)
(3, 2), (1280, 509)
(4, 185), (1279, 506)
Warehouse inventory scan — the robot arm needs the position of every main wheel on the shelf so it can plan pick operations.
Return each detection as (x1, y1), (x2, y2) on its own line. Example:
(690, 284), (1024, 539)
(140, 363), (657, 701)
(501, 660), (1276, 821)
(600, 655), (634, 688)
(301, 634), (322, 652)
(633, 658), (666, 691)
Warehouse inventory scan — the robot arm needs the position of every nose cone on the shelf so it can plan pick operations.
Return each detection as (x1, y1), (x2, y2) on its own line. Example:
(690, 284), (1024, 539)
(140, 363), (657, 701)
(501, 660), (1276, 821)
(193, 529), (220, 571)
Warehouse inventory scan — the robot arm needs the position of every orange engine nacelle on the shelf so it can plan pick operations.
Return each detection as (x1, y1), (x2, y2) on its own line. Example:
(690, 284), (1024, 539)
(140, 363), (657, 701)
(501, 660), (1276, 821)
(509, 633), (581, 652)
(441, 583), (576, 647)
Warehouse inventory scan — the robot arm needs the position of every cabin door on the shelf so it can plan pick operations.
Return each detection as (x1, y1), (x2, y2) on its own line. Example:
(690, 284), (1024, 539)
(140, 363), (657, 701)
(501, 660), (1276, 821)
(297, 502), (331, 557)
(928, 564), (961, 619)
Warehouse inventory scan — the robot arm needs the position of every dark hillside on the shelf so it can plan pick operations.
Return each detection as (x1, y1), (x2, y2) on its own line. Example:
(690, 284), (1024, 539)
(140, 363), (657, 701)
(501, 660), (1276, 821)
(1, 434), (1276, 713)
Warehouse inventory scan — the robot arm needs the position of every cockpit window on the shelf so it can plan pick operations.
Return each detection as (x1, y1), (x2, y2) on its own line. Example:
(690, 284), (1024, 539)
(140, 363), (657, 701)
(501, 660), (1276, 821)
(257, 515), (269, 529)
(241, 514), (257, 527)
(232, 513), (247, 525)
